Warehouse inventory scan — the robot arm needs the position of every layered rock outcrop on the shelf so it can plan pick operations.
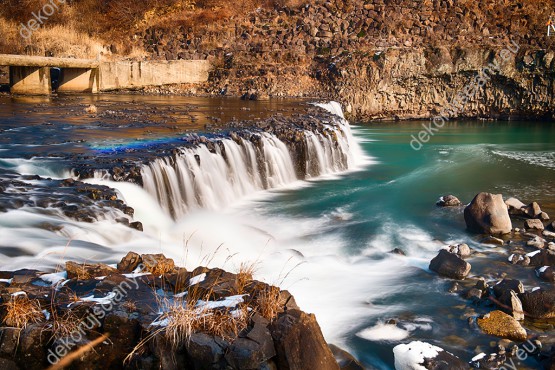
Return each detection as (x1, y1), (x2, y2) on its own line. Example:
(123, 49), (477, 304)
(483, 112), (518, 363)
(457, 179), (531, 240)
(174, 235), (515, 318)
(132, 0), (554, 121)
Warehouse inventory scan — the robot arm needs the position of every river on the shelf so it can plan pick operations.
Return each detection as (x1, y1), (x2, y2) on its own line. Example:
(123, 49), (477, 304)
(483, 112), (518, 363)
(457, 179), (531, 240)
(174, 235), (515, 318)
(0, 94), (554, 369)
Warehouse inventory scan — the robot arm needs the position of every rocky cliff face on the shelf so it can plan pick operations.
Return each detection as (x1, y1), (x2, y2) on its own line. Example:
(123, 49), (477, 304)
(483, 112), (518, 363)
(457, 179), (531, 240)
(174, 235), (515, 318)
(134, 0), (555, 120)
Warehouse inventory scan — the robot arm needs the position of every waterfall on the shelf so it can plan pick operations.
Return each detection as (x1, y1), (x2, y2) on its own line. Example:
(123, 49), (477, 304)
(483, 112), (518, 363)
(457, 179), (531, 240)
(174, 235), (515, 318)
(138, 103), (364, 219)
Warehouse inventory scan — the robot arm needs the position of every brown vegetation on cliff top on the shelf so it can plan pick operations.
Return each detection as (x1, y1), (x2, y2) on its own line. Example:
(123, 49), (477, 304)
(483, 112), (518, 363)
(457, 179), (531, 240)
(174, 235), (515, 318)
(0, 0), (553, 58)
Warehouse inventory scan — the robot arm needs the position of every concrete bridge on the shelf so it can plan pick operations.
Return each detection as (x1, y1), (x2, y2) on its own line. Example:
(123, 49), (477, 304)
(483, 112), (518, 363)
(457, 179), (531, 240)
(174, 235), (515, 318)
(0, 54), (210, 95)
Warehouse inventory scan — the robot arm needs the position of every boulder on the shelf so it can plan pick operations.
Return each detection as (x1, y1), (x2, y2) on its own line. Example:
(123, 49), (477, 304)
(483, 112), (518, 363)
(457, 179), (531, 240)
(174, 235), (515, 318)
(185, 333), (227, 368)
(393, 341), (469, 370)
(429, 250), (471, 280)
(117, 252), (142, 273)
(524, 202), (542, 218)
(225, 314), (276, 369)
(436, 195), (462, 207)
(525, 219), (544, 231)
(141, 254), (175, 275)
(448, 243), (472, 258)
(464, 193), (512, 235)
(65, 261), (118, 280)
(540, 212), (550, 221)
(493, 279), (524, 298)
(519, 289), (555, 319)
(270, 309), (339, 370)
(529, 249), (555, 266)
(505, 197), (526, 216)
(498, 290), (525, 321)
(476, 310), (527, 341)
(535, 266), (555, 282)
(527, 236), (546, 249)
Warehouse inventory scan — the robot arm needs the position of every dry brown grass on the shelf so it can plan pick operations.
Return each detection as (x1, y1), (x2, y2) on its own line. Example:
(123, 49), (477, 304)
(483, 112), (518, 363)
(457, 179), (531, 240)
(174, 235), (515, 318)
(50, 309), (83, 339)
(163, 298), (250, 348)
(254, 286), (284, 321)
(122, 300), (138, 312)
(2, 294), (44, 329)
(235, 261), (256, 295)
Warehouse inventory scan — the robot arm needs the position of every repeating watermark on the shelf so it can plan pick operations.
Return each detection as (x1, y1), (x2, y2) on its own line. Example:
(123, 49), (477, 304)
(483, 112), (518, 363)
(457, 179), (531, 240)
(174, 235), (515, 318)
(409, 39), (520, 151)
(499, 339), (538, 370)
(46, 265), (145, 365)
(19, 0), (66, 40)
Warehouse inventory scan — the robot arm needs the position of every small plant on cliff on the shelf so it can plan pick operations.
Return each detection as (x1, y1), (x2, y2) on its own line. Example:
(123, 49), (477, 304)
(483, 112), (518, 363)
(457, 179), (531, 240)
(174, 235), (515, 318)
(254, 286), (285, 321)
(235, 261), (256, 295)
(2, 294), (44, 329)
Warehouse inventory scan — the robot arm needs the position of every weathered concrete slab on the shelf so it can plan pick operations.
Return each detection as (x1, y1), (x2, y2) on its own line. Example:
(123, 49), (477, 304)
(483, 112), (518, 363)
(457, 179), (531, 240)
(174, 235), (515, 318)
(58, 68), (99, 93)
(98, 60), (210, 91)
(9, 66), (51, 95)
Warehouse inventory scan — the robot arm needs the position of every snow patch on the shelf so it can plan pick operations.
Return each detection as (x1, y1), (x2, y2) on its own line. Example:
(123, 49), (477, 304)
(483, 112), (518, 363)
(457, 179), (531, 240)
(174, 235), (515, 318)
(393, 341), (443, 370)
(472, 353), (486, 362)
(39, 271), (67, 285)
(526, 250), (541, 257)
(189, 273), (206, 286)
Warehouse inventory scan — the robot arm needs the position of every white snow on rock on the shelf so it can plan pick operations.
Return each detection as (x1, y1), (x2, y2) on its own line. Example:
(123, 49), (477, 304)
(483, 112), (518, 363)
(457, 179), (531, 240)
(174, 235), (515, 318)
(189, 273), (206, 286)
(393, 341), (443, 370)
(526, 250), (541, 257)
(197, 295), (246, 310)
(0, 278), (12, 284)
(11, 291), (27, 297)
(356, 323), (410, 341)
(39, 271), (67, 285)
(538, 266), (549, 274)
(79, 292), (116, 305)
(471, 353), (486, 362)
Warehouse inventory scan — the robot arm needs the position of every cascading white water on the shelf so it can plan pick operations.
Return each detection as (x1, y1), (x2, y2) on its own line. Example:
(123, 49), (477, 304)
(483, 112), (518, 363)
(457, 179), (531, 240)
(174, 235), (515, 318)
(139, 107), (364, 219)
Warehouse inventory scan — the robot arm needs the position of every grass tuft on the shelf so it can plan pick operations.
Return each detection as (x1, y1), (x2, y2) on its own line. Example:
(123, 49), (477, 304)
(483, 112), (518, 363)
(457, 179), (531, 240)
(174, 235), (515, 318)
(254, 286), (284, 321)
(3, 294), (44, 329)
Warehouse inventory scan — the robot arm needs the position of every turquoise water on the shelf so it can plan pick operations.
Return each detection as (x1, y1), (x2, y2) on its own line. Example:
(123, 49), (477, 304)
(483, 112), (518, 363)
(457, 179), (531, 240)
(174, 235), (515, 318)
(238, 121), (555, 368)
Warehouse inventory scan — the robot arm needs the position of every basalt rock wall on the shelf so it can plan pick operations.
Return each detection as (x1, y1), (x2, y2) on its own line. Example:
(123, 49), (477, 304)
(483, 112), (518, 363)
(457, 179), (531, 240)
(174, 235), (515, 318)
(134, 0), (555, 120)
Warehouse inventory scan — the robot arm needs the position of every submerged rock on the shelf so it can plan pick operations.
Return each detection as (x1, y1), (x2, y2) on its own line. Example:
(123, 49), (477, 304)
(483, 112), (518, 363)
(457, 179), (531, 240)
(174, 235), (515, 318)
(505, 197), (526, 216)
(448, 243), (472, 259)
(436, 195), (462, 207)
(525, 219), (545, 231)
(393, 341), (469, 370)
(476, 310), (527, 341)
(429, 250), (471, 280)
(536, 266), (555, 282)
(464, 193), (512, 235)
(329, 344), (365, 370)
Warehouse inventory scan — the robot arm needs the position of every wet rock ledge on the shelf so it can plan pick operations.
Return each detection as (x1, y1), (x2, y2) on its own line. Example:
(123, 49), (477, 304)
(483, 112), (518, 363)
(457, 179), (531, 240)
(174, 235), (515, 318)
(0, 252), (360, 370)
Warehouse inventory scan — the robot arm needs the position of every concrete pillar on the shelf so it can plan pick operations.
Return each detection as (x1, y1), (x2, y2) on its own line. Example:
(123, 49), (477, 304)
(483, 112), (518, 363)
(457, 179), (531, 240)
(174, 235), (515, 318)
(9, 66), (51, 95)
(57, 68), (99, 93)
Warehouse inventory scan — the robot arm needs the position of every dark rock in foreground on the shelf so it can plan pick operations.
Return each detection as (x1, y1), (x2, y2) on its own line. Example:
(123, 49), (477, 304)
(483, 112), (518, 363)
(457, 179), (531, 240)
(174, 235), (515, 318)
(0, 252), (346, 370)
